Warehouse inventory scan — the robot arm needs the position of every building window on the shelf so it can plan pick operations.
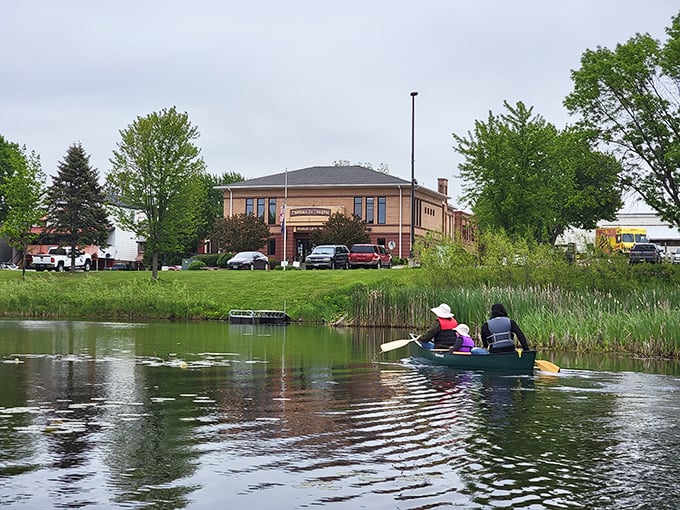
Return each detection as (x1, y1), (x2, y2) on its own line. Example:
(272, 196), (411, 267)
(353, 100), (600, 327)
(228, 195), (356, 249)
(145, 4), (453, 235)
(366, 197), (374, 224)
(377, 196), (386, 224)
(415, 198), (422, 226)
(246, 198), (254, 215)
(377, 237), (386, 247)
(257, 198), (265, 220)
(354, 197), (362, 218)
(268, 238), (276, 255)
(268, 198), (276, 225)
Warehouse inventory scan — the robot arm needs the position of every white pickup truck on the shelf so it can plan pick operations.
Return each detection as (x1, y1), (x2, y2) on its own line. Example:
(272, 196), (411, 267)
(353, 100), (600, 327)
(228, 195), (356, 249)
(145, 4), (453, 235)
(31, 247), (92, 272)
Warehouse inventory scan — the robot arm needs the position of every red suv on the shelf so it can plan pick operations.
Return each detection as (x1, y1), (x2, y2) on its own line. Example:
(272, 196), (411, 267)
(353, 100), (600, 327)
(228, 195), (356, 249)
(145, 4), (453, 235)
(349, 244), (392, 269)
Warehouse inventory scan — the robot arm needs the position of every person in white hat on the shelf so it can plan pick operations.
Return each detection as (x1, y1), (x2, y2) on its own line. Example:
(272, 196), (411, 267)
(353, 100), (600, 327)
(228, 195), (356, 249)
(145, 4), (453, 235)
(450, 323), (475, 353)
(418, 303), (458, 349)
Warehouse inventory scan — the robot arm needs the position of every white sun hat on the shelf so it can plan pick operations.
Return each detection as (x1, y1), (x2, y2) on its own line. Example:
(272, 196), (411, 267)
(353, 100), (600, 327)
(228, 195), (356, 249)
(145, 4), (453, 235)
(430, 303), (454, 319)
(454, 323), (470, 336)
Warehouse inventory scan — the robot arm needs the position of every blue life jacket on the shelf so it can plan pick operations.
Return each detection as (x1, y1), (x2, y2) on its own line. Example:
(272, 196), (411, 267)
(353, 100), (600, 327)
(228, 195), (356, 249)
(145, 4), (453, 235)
(486, 317), (515, 353)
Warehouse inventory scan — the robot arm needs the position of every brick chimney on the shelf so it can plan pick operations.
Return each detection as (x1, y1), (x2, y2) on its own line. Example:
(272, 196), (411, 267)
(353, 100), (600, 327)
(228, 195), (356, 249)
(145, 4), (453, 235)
(437, 178), (448, 196)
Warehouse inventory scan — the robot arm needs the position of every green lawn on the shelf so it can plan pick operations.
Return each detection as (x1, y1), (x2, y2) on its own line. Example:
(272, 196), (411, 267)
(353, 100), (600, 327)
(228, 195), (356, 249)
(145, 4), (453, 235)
(0, 267), (420, 321)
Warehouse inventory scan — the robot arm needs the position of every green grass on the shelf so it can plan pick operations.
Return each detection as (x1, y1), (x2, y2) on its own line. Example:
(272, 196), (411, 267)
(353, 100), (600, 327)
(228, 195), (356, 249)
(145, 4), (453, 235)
(0, 267), (419, 322)
(1, 263), (679, 357)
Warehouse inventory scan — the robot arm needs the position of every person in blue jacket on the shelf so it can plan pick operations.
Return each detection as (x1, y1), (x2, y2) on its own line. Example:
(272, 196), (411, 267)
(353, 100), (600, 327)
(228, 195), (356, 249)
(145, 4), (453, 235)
(480, 303), (530, 353)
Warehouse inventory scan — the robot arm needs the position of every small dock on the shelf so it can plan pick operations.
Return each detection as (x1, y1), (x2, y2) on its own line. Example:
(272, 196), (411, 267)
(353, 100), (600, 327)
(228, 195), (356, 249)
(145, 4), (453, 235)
(228, 309), (291, 325)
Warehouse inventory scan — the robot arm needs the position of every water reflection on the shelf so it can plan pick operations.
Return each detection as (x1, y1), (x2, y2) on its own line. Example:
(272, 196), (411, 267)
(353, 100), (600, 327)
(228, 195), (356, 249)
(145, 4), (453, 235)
(0, 319), (679, 509)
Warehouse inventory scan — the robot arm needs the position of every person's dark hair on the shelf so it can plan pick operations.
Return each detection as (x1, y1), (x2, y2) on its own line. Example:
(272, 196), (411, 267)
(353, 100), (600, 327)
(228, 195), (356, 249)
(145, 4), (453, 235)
(490, 303), (508, 318)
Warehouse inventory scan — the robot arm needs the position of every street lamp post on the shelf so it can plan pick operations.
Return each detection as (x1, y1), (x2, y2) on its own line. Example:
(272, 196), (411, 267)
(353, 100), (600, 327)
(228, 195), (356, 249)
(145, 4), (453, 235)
(409, 91), (418, 260)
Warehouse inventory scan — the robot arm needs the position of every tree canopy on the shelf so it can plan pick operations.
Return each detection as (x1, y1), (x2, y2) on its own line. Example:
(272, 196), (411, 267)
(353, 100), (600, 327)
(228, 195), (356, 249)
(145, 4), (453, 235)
(564, 12), (680, 228)
(310, 212), (370, 247)
(453, 101), (622, 244)
(0, 144), (46, 278)
(195, 171), (244, 251)
(0, 135), (26, 223)
(211, 213), (271, 253)
(107, 107), (207, 279)
(47, 143), (109, 271)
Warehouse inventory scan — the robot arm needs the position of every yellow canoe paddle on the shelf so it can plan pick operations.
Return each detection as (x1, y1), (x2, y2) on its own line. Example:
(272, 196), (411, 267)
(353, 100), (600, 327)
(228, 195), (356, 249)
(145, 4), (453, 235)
(535, 359), (560, 373)
(517, 349), (560, 373)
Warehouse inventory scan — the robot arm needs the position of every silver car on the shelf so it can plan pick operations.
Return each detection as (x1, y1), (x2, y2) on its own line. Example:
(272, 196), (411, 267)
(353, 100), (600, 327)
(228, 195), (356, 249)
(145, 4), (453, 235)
(672, 248), (680, 264)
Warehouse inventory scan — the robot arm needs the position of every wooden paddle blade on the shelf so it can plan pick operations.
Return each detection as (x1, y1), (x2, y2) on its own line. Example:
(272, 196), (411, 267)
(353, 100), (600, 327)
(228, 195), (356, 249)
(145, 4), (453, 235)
(535, 359), (560, 373)
(380, 338), (415, 353)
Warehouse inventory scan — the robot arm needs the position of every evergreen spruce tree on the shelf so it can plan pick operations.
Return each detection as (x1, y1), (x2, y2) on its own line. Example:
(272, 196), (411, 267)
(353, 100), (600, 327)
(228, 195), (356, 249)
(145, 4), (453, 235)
(47, 143), (109, 272)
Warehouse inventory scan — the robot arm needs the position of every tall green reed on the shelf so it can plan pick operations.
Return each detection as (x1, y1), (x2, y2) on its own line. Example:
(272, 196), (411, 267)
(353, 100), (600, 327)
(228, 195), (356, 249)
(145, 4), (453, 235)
(350, 283), (680, 357)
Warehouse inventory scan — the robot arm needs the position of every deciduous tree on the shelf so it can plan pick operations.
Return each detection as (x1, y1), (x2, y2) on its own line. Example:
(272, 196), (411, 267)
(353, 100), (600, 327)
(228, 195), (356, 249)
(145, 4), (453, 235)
(310, 212), (370, 246)
(47, 143), (109, 271)
(0, 135), (26, 223)
(453, 101), (622, 244)
(211, 213), (271, 253)
(195, 171), (244, 252)
(0, 145), (46, 279)
(108, 107), (207, 279)
(564, 12), (680, 227)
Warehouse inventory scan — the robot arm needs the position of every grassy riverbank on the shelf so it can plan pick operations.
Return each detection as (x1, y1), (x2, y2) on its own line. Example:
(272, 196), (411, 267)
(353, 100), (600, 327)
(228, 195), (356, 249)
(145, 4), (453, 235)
(1, 262), (679, 357)
(0, 268), (419, 322)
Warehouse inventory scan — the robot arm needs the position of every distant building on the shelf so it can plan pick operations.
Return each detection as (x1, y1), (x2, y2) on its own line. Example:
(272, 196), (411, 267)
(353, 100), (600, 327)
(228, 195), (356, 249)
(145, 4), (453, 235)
(557, 211), (680, 255)
(215, 165), (474, 263)
(2, 207), (145, 270)
(600, 212), (680, 255)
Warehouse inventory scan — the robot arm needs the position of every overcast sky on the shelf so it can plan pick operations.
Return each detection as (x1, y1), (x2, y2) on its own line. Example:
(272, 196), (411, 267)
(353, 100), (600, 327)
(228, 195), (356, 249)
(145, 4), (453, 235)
(2, 1), (678, 211)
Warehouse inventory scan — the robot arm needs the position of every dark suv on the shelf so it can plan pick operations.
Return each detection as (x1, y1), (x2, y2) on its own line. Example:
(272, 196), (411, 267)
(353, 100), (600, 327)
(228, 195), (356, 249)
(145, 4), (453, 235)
(349, 244), (392, 269)
(628, 243), (662, 264)
(304, 245), (350, 269)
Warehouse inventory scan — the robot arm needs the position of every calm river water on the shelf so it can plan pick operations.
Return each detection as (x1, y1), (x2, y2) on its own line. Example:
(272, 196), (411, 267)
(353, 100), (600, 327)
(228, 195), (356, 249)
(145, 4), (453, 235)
(0, 319), (679, 509)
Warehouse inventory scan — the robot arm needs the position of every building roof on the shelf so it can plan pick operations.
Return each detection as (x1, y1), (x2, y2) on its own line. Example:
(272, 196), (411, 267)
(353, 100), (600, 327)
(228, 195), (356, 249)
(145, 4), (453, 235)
(216, 165), (413, 189)
(647, 225), (680, 242)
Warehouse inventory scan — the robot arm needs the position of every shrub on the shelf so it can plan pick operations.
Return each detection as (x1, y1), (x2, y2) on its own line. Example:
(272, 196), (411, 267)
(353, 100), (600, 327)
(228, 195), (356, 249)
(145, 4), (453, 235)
(216, 253), (233, 268)
(188, 260), (207, 270)
(193, 254), (219, 267)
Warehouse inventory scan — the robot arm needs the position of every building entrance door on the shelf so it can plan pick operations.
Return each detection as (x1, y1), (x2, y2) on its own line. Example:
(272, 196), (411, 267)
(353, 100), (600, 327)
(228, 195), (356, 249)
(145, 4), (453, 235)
(296, 238), (314, 262)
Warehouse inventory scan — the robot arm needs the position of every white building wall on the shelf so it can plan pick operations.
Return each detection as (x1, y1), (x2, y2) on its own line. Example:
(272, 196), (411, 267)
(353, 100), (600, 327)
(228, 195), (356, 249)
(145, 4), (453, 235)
(557, 211), (680, 254)
(100, 209), (142, 264)
(102, 227), (139, 263)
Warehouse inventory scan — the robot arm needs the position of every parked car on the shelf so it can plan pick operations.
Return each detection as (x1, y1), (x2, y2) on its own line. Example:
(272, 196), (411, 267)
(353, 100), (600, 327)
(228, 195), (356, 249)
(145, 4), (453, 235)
(305, 245), (350, 269)
(107, 262), (134, 271)
(672, 248), (680, 264)
(349, 244), (392, 269)
(226, 251), (269, 270)
(628, 243), (662, 264)
(0, 262), (18, 270)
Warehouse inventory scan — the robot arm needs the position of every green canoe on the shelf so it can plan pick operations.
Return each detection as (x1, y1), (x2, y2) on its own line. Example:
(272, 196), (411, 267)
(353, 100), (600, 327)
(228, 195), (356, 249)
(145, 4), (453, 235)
(409, 340), (537, 373)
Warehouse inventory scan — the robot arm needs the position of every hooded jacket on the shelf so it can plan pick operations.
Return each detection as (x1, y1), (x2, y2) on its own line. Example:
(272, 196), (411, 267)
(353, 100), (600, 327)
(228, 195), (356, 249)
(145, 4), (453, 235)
(480, 303), (530, 350)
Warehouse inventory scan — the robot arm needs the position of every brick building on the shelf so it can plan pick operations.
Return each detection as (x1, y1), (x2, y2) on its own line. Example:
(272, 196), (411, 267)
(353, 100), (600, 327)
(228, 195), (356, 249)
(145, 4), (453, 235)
(216, 165), (474, 263)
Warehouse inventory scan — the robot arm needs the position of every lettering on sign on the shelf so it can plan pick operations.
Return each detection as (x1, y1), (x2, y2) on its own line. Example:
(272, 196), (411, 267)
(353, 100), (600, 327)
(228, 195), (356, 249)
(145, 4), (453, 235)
(289, 208), (331, 217)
